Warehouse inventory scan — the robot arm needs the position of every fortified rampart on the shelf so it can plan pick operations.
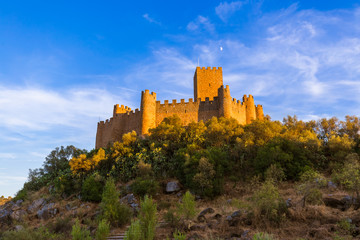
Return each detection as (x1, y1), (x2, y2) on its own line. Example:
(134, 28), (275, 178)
(96, 67), (264, 148)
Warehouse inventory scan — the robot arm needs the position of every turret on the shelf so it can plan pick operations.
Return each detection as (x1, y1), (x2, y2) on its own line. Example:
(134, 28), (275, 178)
(256, 105), (264, 120)
(140, 90), (157, 135)
(218, 85), (232, 118)
(113, 104), (131, 116)
(243, 95), (256, 124)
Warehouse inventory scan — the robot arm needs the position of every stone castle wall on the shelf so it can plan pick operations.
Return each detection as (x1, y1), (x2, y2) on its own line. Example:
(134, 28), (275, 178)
(96, 67), (264, 148)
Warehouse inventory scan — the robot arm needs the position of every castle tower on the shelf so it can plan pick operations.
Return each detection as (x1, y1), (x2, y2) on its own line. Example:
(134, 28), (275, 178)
(243, 95), (256, 124)
(218, 85), (232, 118)
(256, 105), (264, 121)
(194, 67), (223, 101)
(140, 90), (156, 135)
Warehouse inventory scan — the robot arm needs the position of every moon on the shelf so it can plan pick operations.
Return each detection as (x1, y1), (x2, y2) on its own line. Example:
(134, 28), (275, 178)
(220, 46), (223, 51)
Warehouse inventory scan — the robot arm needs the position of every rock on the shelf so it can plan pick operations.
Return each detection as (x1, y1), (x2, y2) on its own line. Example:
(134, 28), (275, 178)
(199, 207), (215, 216)
(120, 194), (139, 213)
(242, 230), (250, 238)
(341, 196), (355, 211)
(323, 197), (345, 210)
(231, 210), (241, 218)
(28, 198), (46, 213)
(197, 215), (206, 223)
(226, 199), (232, 204)
(15, 200), (23, 206)
(176, 192), (182, 197)
(286, 198), (292, 208)
(48, 185), (55, 194)
(65, 204), (71, 211)
(0, 209), (11, 224)
(226, 212), (240, 226)
(120, 193), (137, 205)
(37, 203), (58, 220)
(328, 181), (337, 190)
(213, 213), (222, 220)
(166, 181), (181, 193)
(14, 225), (24, 231)
(189, 224), (206, 231)
(10, 210), (27, 221)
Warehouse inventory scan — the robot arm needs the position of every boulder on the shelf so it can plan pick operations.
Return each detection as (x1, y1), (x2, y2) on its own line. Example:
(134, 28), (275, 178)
(120, 194), (139, 212)
(28, 198), (46, 213)
(286, 198), (292, 208)
(120, 193), (137, 205)
(166, 181), (181, 193)
(10, 210), (27, 221)
(341, 196), (356, 211)
(323, 197), (345, 210)
(14, 225), (24, 231)
(37, 203), (58, 220)
(0, 209), (11, 224)
(199, 207), (214, 216)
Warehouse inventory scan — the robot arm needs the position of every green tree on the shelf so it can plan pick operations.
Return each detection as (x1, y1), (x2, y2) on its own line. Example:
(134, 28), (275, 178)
(139, 195), (157, 240)
(100, 178), (131, 226)
(333, 154), (360, 199)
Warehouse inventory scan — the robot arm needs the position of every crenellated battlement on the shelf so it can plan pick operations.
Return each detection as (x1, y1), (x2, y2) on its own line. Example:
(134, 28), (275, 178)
(96, 66), (265, 148)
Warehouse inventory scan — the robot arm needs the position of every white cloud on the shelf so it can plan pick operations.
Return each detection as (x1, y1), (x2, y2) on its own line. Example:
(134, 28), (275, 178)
(143, 13), (161, 25)
(0, 86), (132, 131)
(187, 16), (215, 34)
(215, 1), (247, 22)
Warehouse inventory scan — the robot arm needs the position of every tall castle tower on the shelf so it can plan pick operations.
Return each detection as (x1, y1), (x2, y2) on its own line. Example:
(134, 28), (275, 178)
(194, 67), (223, 101)
(95, 67), (264, 148)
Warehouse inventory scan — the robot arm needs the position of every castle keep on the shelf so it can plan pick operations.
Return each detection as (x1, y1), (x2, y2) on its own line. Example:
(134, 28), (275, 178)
(96, 67), (264, 148)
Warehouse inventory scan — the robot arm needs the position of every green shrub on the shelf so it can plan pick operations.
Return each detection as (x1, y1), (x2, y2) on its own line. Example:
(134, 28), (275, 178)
(333, 154), (360, 198)
(124, 220), (142, 240)
(71, 219), (91, 240)
(53, 169), (81, 196)
(177, 191), (197, 220)
(337, 219), (355, 235)
(95, 219), (110, 240)
(2, 227), (65, 240)
(264, 164), (285, 183)
(48, 216), (72, 235)
(139, 195), (157, 240)
(81, 173), (104, 202)
(297, 169), (326, 206)
(253, 232), (277, 240)
(100, 178), (132, 226)
(173, 230), (187, 240)
(13, 188), (28, 201)
(254, 137), (312, 180)
(252, 181), (287, 226)
(131, 178), (159, 198)
(164, 208), (181, 227)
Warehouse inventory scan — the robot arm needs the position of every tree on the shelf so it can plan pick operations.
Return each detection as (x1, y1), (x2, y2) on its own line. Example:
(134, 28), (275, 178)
(43, 145), (86, 178)
(139, 195), (157, 240)
(333, 154), (360, 199)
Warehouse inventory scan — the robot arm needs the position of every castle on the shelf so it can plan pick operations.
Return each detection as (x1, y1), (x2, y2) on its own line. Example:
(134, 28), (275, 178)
(96, 67), (264, 148)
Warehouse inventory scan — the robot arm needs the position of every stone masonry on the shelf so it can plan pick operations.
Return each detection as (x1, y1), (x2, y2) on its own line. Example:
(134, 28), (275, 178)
(96, 67), (264, 148)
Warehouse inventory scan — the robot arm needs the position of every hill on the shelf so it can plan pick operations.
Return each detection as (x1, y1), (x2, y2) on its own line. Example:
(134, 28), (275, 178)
(1, 115), (360, 240)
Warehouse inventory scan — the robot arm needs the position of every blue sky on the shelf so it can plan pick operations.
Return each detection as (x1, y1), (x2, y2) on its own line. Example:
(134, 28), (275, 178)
(1, 0), (360, 197)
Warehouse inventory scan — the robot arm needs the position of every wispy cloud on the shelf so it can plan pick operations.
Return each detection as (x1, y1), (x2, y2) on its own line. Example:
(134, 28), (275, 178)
(143, 13), (161, 25)
(125, 5), (360, 120)
(215, 1), (247, 22)
(0, 86), (133, 131)
(187, 16), (215, 34)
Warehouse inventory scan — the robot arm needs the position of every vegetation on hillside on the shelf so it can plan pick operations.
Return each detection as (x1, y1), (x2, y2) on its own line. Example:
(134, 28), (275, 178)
(11, 115), (360, 201)
(2, 114), (360, 239)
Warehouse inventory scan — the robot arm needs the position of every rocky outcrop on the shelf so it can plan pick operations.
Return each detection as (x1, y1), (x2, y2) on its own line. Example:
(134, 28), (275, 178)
(166, 181), (181, 193)
(27, 198), (46, 213)
(37, 203), (58, 220)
